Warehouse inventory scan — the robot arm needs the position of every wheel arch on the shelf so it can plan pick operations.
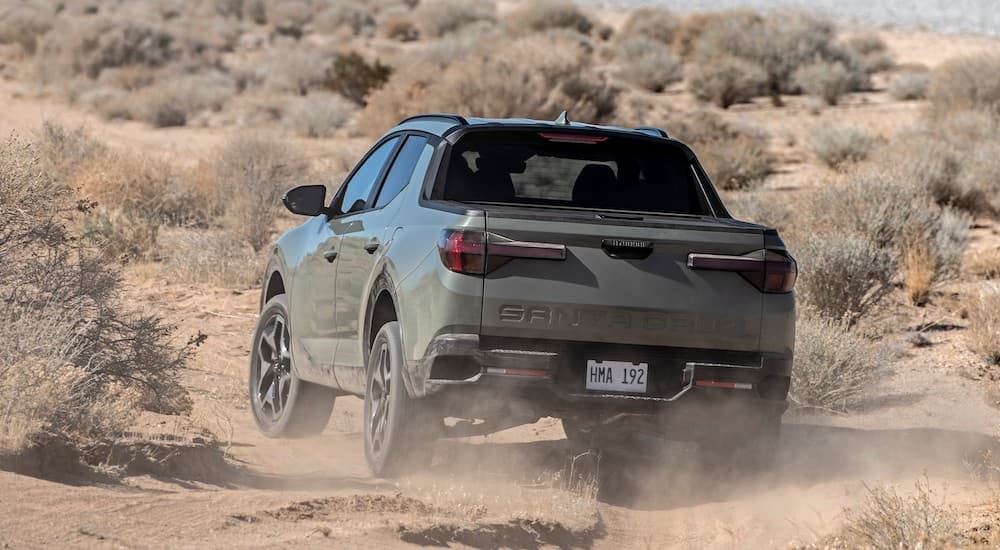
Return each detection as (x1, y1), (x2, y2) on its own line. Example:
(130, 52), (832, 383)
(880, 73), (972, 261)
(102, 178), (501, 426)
(364, 271), (418, 397)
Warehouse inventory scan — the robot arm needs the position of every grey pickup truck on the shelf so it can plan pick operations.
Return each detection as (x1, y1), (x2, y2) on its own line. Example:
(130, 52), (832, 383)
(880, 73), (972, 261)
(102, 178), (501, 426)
(249, 113), (796, 477)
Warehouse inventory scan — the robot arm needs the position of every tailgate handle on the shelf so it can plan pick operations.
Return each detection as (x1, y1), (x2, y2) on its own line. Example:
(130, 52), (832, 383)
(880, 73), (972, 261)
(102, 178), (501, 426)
(601, 239), (653, 260)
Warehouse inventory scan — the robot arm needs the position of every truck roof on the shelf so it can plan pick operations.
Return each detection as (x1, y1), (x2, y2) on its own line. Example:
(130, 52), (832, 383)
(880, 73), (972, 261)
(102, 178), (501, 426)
(390, 113), (670, 141)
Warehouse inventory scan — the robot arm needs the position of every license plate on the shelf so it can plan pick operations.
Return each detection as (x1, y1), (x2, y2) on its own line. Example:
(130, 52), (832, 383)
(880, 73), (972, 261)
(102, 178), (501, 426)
(585, 360), (648, 393)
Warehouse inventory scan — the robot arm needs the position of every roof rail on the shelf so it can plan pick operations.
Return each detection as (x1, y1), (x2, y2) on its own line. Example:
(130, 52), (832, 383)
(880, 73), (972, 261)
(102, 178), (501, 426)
(397, 113), (469, 126)
(633, 126), (669, 138)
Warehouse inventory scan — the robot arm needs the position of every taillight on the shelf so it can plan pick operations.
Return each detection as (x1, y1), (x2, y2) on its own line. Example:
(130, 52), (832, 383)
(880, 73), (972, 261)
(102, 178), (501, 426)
(438, 229), (486, 275)
(687, 250), (796, 293)
(438, 230), (567, 275)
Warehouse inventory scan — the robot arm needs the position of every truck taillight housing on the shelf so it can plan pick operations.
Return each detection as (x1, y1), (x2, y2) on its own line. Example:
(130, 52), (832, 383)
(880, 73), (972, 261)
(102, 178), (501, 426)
(438, 230), (567, 275)
(687, 250), (797, 293)
(438, 229), (486, 275)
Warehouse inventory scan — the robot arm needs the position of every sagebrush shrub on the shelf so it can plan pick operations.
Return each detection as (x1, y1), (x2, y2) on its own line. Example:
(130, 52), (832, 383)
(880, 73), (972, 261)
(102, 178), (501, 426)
(35, 18), (177, 82)
(380, 13), (419, 41)
(791, 317), (890, 411)
(844, 478), (959, 549)
(504, 1), (592, 35)
(162, 229), (262, 288)
(662, 111), (772, 190)
(311, 2), (376, 36)
(721, 190), (790, 230)
(215, 134), (311, 252)
(809, 125), (877, 168)
(795, 234), (895, 323)
(616, 37), (682, 92)
(889, 71), (930, 100)
(284, 92), (355, 138)
(845, 33), (894, 73)
(620, 8), (679, 45)
(0, 137), (194, 454)
(413, 0), (494, 38)
(929, 54), (1000, 115)
(0, 3), (54, 55)
(686, 55), (765, 108)
(794, 60), (854, 105)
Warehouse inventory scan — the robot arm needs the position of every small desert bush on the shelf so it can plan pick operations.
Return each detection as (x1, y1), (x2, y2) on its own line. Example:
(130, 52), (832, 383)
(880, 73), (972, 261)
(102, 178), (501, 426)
(215, 134), (311, 252)
(664, 111), (773, 190)
(889, 71), (930, 101)
(691, 11), (866, 104)
(161, 229), (262, 288)
(791, 317), (890, 411)
(901, 239), (935, 306)
(325, 52), (393, 106)
(361, 32), (618, 136)
(412, 0), (495, 38)
(284, 92), (355, 138)
(722, 190), (790, 230)
(968, 284), (1000, 365)
(620, 7), (679, 45)
(795, 234), (895, 323)
(311, 2), (376, 36)
(929, 54), (1000, 115)
(898, 208), (970, 305)
(687, 55), (766, 108)
(0, 137), (194, 455)
(615, 37), (682, 92)
(504, 1), (592, 35)
(381, 13), (419, 41)
(845, 33), (894, 74)
(809, 125), (877, 169)
(794, 60), (855, 105)
(122, 71), (237, 127)
(0, 3), (55, 55)
(35, 18), (177, 82)
(262, 47), (329, 96)
(843, 477), (958, 549)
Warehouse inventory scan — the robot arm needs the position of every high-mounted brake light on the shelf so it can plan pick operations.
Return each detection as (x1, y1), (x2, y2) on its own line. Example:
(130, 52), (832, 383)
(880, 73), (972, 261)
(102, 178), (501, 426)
(538, 132), (608, 144)
(687, 250), (797, 293)
(438, 230), (567, 275)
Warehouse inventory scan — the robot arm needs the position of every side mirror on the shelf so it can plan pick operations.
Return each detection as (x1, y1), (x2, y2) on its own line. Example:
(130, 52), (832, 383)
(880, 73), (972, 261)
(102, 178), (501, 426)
(283, 185), (327, 216)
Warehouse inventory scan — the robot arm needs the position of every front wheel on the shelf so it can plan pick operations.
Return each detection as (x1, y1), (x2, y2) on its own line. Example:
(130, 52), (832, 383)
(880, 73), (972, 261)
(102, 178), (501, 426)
(249, 295), (336, 437)
(364, 321), (434, 477)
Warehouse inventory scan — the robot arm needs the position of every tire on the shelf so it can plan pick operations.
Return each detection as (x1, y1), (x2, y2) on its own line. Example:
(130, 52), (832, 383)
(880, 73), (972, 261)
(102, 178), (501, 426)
(363, 321), (434, 477)
(698, 410), (781, 476)
(249, 295), (336, 437)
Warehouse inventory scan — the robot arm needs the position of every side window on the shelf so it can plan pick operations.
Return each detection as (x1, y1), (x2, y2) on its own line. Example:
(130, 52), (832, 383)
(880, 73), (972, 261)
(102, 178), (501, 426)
(335, 137), (399, 214)
(374, 136), (431, 209)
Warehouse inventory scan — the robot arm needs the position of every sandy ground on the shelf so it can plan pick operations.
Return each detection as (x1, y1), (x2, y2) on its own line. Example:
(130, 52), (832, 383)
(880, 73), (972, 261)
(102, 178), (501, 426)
(3, 29), (1000, 550)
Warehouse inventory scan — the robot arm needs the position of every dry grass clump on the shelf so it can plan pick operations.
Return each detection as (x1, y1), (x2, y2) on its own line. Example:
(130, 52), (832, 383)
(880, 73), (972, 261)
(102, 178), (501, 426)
(889, 71), (930, 101)
(929, 54), (1000, 115)
(795, 234), (895, 323)
(412, 0), (495, 38)
(615, 37), (682, 92)
(967, 284), (1000, 365)
(791, 317), (890, 411)
(842, 478), (958, 549)
(215, 134), (311, 252)
(809, 125), (877, 169)
(687, 55), (766, 108)
(901, 239), (936, 306)
(161, 229), (262, 288)
(504, 1), (592, 35)
(968, 249), (1000, 280)
(0, 137), (194, 456)
(361, 32), (618, 136)
(284, 92), (355, 138)
(620, 7), (679, 45)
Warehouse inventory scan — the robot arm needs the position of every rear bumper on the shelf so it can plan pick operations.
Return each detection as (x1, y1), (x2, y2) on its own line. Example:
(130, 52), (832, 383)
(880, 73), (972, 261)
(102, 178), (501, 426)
(406, 333), (791, 422)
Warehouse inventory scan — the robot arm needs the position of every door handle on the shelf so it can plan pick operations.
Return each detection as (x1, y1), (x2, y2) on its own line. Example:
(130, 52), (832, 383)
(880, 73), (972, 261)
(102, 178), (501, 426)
(363, 240), (380, 254)
(323, 249), (338, 262)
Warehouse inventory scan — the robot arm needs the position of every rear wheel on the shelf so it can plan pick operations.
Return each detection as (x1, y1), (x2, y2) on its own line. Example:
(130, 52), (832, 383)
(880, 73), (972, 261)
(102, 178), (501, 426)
(363, 321), (435, 477)
(249, 296), (336, 437)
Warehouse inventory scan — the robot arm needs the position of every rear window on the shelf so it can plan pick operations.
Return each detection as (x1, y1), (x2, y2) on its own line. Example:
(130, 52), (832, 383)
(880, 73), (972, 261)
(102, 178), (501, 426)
(435, 131), (710, 216)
